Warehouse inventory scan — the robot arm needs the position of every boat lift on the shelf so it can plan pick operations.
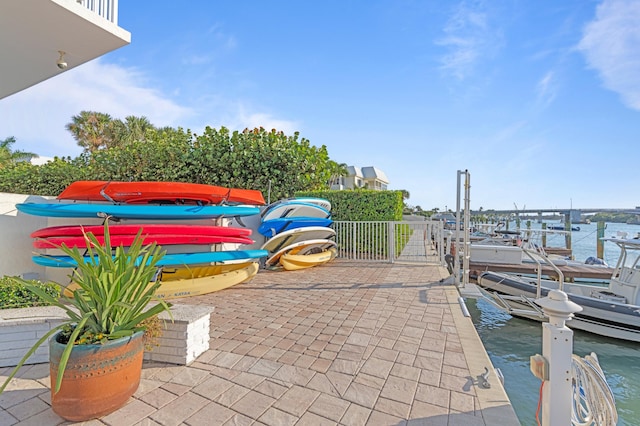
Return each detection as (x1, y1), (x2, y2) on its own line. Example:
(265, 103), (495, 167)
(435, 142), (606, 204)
(475, 246), (567, 318)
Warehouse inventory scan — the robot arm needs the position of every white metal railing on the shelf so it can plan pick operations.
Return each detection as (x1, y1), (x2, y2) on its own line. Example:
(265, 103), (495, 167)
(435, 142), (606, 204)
(332, 220), (445, 264)
(76, 0), (119, 24)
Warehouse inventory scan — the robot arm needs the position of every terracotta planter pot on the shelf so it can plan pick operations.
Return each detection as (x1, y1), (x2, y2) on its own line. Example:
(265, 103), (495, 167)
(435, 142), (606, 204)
(49, 330), (144, 421)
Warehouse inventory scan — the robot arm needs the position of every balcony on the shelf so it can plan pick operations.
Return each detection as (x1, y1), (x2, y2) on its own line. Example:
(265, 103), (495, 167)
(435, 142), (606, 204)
(0, 0), (131, 99)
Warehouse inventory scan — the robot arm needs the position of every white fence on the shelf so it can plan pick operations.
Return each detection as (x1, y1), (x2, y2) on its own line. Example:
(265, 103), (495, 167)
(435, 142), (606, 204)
(332, 220), (445, 264)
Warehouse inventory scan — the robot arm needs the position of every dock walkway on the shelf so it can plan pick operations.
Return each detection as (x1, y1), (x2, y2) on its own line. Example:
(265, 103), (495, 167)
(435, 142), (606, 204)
(0, 260), (520, 425)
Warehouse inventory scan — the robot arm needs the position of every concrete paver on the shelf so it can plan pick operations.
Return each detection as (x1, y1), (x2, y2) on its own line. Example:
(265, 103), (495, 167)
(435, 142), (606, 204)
(0, 260), (520, 425)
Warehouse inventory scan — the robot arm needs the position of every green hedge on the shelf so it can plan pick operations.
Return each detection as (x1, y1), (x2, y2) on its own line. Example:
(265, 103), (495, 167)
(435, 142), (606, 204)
(295, 190), (405, 257)
(294, 190), (403, 221)
(0, 277), (61, 309)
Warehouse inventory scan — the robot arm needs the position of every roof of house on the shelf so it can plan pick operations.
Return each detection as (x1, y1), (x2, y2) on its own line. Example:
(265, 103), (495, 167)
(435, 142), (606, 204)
(346, 166), (389, 183)
(361, 166), (389, 183)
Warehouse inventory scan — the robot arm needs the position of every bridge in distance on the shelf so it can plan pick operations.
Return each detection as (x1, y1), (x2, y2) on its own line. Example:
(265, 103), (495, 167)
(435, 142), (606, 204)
(469, 208), (640, 222)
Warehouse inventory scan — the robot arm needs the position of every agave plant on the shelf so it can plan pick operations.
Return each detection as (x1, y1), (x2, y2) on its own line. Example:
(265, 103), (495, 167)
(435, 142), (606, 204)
(0, 222), (171, 394)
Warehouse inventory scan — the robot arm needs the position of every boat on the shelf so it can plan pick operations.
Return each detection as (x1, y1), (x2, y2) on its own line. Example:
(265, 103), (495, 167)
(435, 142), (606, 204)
(261, 201), (331, 221)
(280, 247), (337, 271)
(547, 224), (580, 231)
(31, 224), (253, 249)
(57, 180), (265, 205)
(469, 228), (594, 268)
(32, 249), (269, 268)
(15, 202), (259, 220)
(63, 262), (259, 300)
(476, 237), (640, 342)
(258, 217), (333, 237)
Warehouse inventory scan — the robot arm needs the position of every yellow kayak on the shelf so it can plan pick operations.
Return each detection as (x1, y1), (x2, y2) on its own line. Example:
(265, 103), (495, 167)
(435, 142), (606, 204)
(158, 261), (254, 281)
(63, 262), (259, 299)
(280, 247), (337, 271)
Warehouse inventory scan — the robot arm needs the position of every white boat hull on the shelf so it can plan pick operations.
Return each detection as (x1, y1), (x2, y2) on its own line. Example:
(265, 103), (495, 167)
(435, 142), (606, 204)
(477, 271), (640, 343)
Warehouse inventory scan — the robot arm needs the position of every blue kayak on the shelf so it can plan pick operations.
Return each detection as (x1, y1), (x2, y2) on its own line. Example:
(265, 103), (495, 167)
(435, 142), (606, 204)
(32, 249), (269, 268)
(16, 202), (259, 220)
(258, 217), (334, 237)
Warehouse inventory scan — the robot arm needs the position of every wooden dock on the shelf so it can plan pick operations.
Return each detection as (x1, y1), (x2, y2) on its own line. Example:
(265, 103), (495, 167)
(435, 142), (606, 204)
(469, 261), (613, 281)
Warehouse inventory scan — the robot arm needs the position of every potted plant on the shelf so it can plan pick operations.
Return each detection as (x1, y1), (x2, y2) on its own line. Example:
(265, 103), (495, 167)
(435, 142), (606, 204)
(0, 222), (171, 421)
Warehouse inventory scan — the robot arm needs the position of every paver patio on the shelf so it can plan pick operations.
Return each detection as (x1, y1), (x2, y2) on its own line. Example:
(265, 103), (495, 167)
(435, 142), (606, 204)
(0, 260), (520, 425)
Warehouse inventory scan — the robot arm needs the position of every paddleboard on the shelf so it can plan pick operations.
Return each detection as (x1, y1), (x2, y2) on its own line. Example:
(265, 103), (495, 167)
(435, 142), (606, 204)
(32, 249), (269, 268)
(261, 201), (330, 222)
(260, 226), (336, 254)
(267, 197), (331, 212)
(258, 217), (333, 237)
(16, 202), (259, 220)
(64, 262), (259, 300)
(280, 247), (337, 271)
(33, 234), (253, 249)
(57, 180), (265, 205)
(265, 239), (337, 267)
(31, 224), (252, 239)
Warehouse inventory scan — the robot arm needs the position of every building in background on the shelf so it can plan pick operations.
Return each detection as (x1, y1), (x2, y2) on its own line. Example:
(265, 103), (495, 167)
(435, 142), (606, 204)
(330, 166), (389, 190)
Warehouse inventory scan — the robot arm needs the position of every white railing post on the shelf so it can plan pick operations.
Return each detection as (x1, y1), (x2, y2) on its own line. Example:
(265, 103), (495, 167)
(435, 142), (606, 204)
(535, 290), (583, 426)
(352, 222), (357, 260)
(389, 222), (395, 263)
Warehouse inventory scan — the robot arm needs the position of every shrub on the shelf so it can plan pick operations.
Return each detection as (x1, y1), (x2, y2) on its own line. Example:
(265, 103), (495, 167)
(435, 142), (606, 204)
(0, 277), (61, 309)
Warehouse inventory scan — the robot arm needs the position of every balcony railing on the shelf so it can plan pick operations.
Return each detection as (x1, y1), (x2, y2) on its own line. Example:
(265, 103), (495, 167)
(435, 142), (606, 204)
(76, 0), (119, 24)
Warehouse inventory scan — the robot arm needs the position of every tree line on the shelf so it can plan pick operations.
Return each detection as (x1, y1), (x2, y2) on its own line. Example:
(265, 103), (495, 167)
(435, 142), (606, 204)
(0, 111), (347, 201)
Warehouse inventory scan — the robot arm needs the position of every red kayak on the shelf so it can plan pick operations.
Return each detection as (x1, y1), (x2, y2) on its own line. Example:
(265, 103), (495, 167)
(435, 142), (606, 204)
(31, 224), (252, 239)
(34, 234), (253, 249)
(57, 180), (265, 206)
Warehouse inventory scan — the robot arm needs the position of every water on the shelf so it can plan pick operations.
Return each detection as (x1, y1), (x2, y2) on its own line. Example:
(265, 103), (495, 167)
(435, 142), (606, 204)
(468, 221), (640, 426)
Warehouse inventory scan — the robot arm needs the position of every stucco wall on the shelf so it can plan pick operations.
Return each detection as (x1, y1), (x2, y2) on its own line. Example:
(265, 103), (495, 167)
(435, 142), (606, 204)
(1, 192), (106, 283)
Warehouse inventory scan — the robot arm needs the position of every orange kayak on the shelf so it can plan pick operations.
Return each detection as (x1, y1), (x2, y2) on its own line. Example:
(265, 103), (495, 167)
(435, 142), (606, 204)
(57, 180), (265, 205)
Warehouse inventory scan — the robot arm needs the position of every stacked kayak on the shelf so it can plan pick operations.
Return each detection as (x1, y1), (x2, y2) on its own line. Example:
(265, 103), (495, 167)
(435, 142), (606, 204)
(57, 180), (265, 205)
(63, 261), (261, 300)
(19, 180), (268, 299)
(15, 202), (259, 220)
(31, 224), (254, 249)
(260, 197), (337, 270)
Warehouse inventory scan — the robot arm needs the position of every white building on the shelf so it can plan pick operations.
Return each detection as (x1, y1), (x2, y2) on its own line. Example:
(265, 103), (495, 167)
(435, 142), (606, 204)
(331, 166), (389, 191)
(1, 0), (130, 99)
(1, 0), (130, 281)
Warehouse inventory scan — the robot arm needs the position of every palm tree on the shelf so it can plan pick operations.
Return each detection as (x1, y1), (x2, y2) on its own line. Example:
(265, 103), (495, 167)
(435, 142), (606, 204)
(108, 115), (155, 147)
(0, 136), (37, 168)
(66, 111), (114, 153)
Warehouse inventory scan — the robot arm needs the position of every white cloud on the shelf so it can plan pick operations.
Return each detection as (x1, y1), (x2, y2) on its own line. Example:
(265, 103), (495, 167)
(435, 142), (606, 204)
(0, 59), (192, 157)
(578, 0), (640, 110)
(436, 1), (501, 81)
(233, 110), (300, 135)
(0, 59), (298, 157)
(536, 71), (557, 108)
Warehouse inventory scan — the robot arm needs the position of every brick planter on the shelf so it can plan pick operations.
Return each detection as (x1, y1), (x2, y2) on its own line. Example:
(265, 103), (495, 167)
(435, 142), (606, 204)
(0, 304), (213, 368)
(144, 304), (214, 365)
(0, 306), (67, 367)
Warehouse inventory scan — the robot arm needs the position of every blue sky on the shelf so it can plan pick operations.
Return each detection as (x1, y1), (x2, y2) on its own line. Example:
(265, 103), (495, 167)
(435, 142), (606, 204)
(2, 0), (639, 210)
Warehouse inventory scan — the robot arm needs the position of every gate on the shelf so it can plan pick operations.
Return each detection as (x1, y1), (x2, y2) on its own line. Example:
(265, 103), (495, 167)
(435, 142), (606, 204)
(332, 220), (445, 264)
